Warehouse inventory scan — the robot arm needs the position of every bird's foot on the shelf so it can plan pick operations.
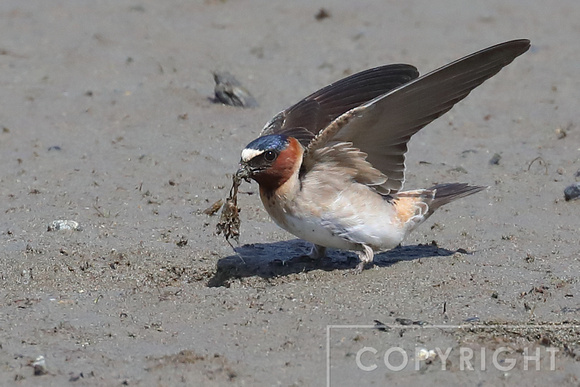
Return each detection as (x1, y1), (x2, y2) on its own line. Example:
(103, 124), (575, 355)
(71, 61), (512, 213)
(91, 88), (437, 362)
(353, 244), (375, 273)
(308, 244), (327, 260)
(354, 261), (376, 274)
(271, 244), (327, 266)
(284, 255), (318, 264)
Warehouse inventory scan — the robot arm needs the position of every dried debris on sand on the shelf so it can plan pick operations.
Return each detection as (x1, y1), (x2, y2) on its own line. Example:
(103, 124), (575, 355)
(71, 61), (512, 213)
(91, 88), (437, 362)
(216, 174), (243, 244)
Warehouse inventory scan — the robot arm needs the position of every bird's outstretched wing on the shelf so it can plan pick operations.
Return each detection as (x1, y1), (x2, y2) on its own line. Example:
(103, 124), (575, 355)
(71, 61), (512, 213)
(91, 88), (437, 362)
(260, 64), (419, 146)
(305, 39), (530, 194)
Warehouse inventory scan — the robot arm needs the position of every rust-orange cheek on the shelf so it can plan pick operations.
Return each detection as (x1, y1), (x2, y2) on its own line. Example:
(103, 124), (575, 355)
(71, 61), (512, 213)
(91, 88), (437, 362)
(253, 137), (302, 192)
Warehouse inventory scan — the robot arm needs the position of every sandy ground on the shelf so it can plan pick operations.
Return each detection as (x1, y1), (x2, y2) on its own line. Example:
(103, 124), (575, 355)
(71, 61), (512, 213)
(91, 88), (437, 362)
(0, 1), (579, 386)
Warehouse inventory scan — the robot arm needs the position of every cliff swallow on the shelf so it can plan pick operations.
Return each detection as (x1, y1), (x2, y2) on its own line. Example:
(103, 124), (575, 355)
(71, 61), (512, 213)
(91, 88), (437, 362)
(236, 40), (530, 272)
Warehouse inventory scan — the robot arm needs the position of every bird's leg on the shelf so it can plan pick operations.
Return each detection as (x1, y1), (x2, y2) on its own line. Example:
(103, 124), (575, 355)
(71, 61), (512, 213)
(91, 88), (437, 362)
(355, 244), (374, 273)
(281, 243), (327, 265)
(308, 244), (327, 260)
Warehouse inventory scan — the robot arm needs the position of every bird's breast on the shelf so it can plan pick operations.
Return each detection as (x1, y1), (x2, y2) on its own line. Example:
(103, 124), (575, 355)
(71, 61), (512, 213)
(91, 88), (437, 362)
(259, 177), (405, 251)
(260, 187), (358, 250)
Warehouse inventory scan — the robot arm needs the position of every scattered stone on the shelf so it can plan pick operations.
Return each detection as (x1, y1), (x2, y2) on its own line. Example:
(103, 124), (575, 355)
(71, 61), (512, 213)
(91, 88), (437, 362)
(47, 220), (82, 232)
(249, 46), (264, 59)
(555, 127), (567, 139)
(564, 182), (580, 201)
(69, 372), (84, 382)
(461, 149), (477, 157)
(32, 356), (48, 376)
(448, 166), (468, 174)
(416, 348), (437, 361)
(394, 318), (428, 326)
(213, 72), (257, 108)
(129, 4), (145, 12)
(373, 319), (389, 332)
(315, 8), (330, 20)
(489, 153), (501, 165)
(176, 236), (188, 247)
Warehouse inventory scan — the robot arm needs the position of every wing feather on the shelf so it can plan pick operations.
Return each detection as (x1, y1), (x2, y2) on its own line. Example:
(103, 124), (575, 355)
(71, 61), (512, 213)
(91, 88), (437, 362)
(307, 39), (530, 193)
(260, 64), (419, 146)
(304, 142), (388, 188)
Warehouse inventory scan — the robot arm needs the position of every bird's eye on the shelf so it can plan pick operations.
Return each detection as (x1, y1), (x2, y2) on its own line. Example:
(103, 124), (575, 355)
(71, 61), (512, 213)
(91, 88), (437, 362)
(264, 150), (277, 161)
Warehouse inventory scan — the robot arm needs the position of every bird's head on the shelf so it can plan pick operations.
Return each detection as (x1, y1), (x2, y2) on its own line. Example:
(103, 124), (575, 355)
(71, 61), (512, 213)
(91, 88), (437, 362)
(236, 134), (304, 192)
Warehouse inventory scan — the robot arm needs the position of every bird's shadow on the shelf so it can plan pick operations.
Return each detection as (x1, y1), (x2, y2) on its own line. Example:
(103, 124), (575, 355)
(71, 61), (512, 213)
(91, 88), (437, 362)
(207, 239), (460, 287)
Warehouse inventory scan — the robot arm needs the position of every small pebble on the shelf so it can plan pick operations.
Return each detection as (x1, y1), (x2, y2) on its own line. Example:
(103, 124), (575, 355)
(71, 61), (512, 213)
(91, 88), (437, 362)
(564, 182), (580, 201)
(448, 166), (468, 174)
(417, 348), (437, 361)
(555, 127), (567, 139)
(47, 220), (82, 231)
(213, 72), (257, 108)
(373, 319), (389, 332)
(489, 153), (501, 165)
(32, 356), (48, 376)
(315, 8), (330, 20)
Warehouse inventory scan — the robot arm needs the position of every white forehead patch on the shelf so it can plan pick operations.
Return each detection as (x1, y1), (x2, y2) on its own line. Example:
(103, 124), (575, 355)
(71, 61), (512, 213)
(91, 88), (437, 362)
(241, 148), (265, 162)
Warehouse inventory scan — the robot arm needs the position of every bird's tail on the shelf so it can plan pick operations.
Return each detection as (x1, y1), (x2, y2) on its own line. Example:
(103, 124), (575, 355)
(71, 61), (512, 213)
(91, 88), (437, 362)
(428, 183), (487, 212)
(391, 183), (486, 233)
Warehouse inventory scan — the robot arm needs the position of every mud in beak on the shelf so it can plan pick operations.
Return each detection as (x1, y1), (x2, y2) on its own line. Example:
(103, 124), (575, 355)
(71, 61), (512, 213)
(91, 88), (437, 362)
(235, 163), (252, 183)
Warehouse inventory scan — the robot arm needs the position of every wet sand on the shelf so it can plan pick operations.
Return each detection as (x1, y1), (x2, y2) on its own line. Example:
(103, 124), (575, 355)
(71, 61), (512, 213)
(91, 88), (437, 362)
(0, 1), (579, 385)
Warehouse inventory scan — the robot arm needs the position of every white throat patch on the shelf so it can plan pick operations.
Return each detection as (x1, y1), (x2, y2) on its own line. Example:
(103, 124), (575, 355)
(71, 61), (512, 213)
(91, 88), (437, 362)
(241, 148), (265, 162)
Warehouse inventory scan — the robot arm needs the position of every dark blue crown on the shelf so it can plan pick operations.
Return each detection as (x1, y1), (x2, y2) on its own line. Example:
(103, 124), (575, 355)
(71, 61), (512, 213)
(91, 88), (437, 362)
(245, 134), (288, 151)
